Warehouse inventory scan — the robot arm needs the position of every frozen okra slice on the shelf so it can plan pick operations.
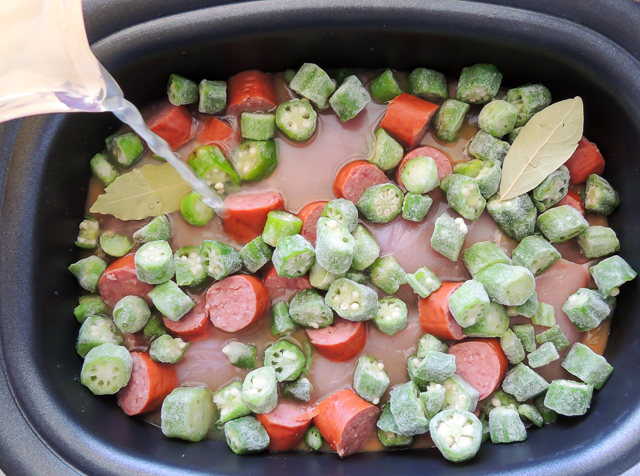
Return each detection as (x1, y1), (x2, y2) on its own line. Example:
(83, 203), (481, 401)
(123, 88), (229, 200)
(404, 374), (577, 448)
(289, 63), (336, 109)
(377, 403), (413, 448)
(262, 210), (303, 247)
(512, 323), (536, 352)
(506, 83), (552, 127)
(369, 128), (403, 171)
(462, 241), (511, 277)
(369, 256), (406, 294)
(167, 74), (198, 105)
(478, 100), (517, 138)
(133, 215), (172, 246)
(400, 155), (439, 194)
(420, 383), (446, 420)
(325, 278), (378, 321)
(315, 217), (355, 275)
(180, 192), (215, 226)
(241, 112), (276, 141)
(187, 145), (239, 194)
(308, 262), (342, 290)
(162, 387), (216, 442)
(440, 174), (486, 221)
(106, 132), (145, 168)
(527, 342), (559, 369)
(76, 315), (123, 358)
(264, 340), (306, 382)
(475, 263), (535, 306)
(150, 334), (190, 364)
(370, 69), (403, 103)
(242, 366), (278, 414)
(561, 342), (613, 390)
(69, 255), (107, 293)
(430, 410), (483, 462)
(590, 255), (637, 296)
(148, 280), (195, 321)
(486, 192), (536, 241)
(80, 343), (132, 395)
(304, 425), (324, 450)
(289, 289), (333, 329)
(74, 294), (109, 323)
(402, 193), (433, 222)
(431, 213), (468, 261)
(90, 153), (119, 186)
(512, 235), (561, 276)
(113, 295), (151, 333)
(389, 381), (429, 436)
(502, 363), (549, 402)
(411, 352), (457, 384)
(143, 314), (167, 340)
(531, 302), (556, 327)
(345, 269), (367, 284)
(200, 240), (242, 280)
(464, 301), (509, 338)
(577, 226), (620, 259)
(373, 297), (408, 336)
(406, 265), (441, 298)
(489, 407), (527, 444)
(537, 205), (589, 243)
(448, 279), (490, 328)
(518, 404), (544, 428)
(222, 341), (257, 369)
(276, 99), (317, 142)
(500, 328), (525, 365)
(407, 68), (448, 100)
(562, 288), (612, 332)
(433, 99), (470, 142)
(357, 183), (404, 223)
(135, 240), (174, 284)
(417, 334), (448, 358)
(213, 381), (251, 424)
(480, 390), (518, 419)
(452, 159), (501, 199)
(198, 79), (226, 114)
(532, 166), (570, 212)
(224, 416), (270, 454)
(231, 140), (278, 182)
(75, 216), (100, 249)
(174, 246), (208, 287)
(322, 198), (358, 232)
(442, 375), (479, 412)
(468, 130), (510, 163)
(509, 291), (539, 318)
(457, 63), (502, 104)
(271, 301), (296, 336)
(544, 379), (594, 416)
(584, 174), (619, 216)
(353, 355), (390, 404)
(272, 234), (316, 278)
(283, 377), (313, 402)
(329, 75), (370, 122)
(351, 224), (380, 271)
(536, 325), (570, 351)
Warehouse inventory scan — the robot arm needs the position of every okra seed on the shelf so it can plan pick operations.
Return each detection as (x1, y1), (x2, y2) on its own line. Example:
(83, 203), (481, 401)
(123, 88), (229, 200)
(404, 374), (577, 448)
(376, 207), (383, 214)
(214, 182), (225, 191)
(350, 303), (359, 310)
(377, 362), (385, 370)
(341, 286), (349, 294)
(392, 198), (400, 205)
(340, 303), (348, 311)
(327, 220), (338, 229)
(352, 291), (359, 299)
(249, 147), (258, 155)
(610, 287), (620, 296)
(384, 209), (391, 217)
(445, 436), (455, 447)
(412, 357), (421, 366)
(459, 436), (472, 448)
(374, 198), (382, 205)
(373, 397), (380, 405)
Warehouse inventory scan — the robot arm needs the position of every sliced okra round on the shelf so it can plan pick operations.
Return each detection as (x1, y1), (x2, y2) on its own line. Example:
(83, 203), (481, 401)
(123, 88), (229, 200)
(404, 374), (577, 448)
(440, 174), (486, 221)
(527, 342), (559, 369)
(187, 145), (240, 194)
(264, 339), (307, 382)
(431, 213), (468, 262)
(370, 69), (403, 103)
(584, 174), (619, 215)
(537, 205), (589, 243)
(213, 381), (251, 425)
(276, 99), (318, 142)
(351, 224), (380, 271)
(241, 112), (276, 141)
(198, 79), (226, 114)
(200, 240), (242, 280)
(534, 393), (558, 424)
(353, 355), (390, 404)
(272, 234), (316, 278)
(506, 83), (552, 127)
(442, 375), (479, 412)
(90, 153), (119, 186)
(262, 210), (303, 247)
(420, 383), (446, 420)
(576, 226), (620, 259)
(462, 241), (511, 278)
(510, 291), (539, 318)
(143, 313), (168, 340)
(174, 246), (208, 287)
(76, 315), (123, 358)
(369, 128), (403, 171)
(289, 63), (336, 109)
(161, 387), (216, 442)
(222, 341), (257, 369)
(478, 99), (517, 138)
(411, 351), (457, 384)
(113, 295), (151, 333)
(224, 416), (270, 455)
(180, 192), (215, 227)
(321, 198), (358, 232)
(518, 404), (544, 428)
(76, 216), (100, 250)
(532, 166), (570, 212)
(150, 334), (190, 364)
(544, 379), (594, 417)
(464, 301), (509, 338)
(345, 269), (367, 284)
(480, 389), (519, 419)
(357, 183), (404, 223)
(368, 255), (406, 295)
(475, 263), (535, 307)
(148, 280), (195, 321)
(457, 64), (502, 104)
(512, 323), (537, 352)
(74, 294), (108, 324)
(270, 301), (297, 336)
(536, 325), (570, 351)
(69, 255), (107, 293)
(106, 132), (145, 168)
(241, 366), (278, 414)
(304, 425), (324, 451)
(531, 302), (556, 327)
(135, 240), (174, 284)
(486, 192), (536, 241)
(512, 234), (561, 276)
(377, 403), (414, 448)
(402, 193), (433, 222)
(240, 236), (273, 274)
(453, 159), (502, 199)
(562, 288), (612, 331)
(448, 279), (490, 328)
(400, 155), (439, 194)
(133, 215), (172, 246)
(309, 262), (343, 290)
(561, 342), (613, 390)
(80, 343), (132, 395)
(329, 75), (370, 122)
(467, 130), (510, 163)
(289, 289), (334, 329)
(407, 68), (448, 100)
(231, 139), (278, 182)
(430, 410), (483, 462)
(502, 363), (549, 402)
(417, 334), (448, 358)
(389, 381), (429, 436)
(373, 297), (408, 336)
(500, 328), (525, 365)
(315, 217), (355, 275)
(167, 74), (198, 105)
(489, 407), (527, 444)
(589, 255), (637, 296)
(325, 278), (378, 321)
(283, 376), (313, 402)
(433, 99), (470, 142)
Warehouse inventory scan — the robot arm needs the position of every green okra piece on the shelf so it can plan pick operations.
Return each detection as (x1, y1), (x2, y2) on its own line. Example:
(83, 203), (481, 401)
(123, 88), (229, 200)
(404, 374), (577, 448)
(407, 68), (448, 100)
(561, 342), (613, 390)
(584, 174), (620, 215)
(200, 240), (242, 280)
(100, 232), (133, 258)
(308, 262), (343, 290)
(150, 334), (190, 364)
(304, 425), (324, 450)
(457, 63), (502, 104)
(187, 144), (240, 193)
(402, 193), (433, 222)
(480, 389), (518, 419)
(241, 112), (276, 141)
(376, 403), (414, 448)
(406, 265), (441, 298)
(113, 295), (151, 333)
(536, 325), (570, 351)
(240, 237), (273, 274)
(283, 376), (313, 402)
(486, 192), (537, 241)
(322, 198), (358, 232)
(272, 234), (316, 278)
(329, 75), (370, 121)
(373, 297), (408, 336)
(467, 130), (510, 163)
(224, 416), (270, 454)
(500, 328), (525, 365)
(527, 342), (559, 369)
(345, 269), (367, 284)
(75, 216), (100, 249)
(440, 174), (486, 221)
(315, 217), (355, 275)
(452, 159), (501, 199)
(106, 132), (145, 168)
(289, 289), (334, 329)
(475, 263), (535, 307)
(276, 99), (317, 142)
(478, 100), (517, 138)
(389, 381), (429, 436)
(80, 343), (132, 395)
(167, 74), (198, 105)
(489, 407), (527, 444)
(433, 99), (470, 142)
(135, 240), (174, 284)
(198, 79), (226, 114)
(378, 426), (414, 448)
(534, 393), (557, 424)
(531, 302), (556, 327)
(537, 205), (589, 243)
(518, 404), (544, 428)
(577, 226), (620, 259)
(162, 387), (216, 442)
(222, 341), (257, 369)
(270, 301), (296, 336)
(289, 63), (336, 109)
(448, 279), (490, 328)
(264, 339), (306, 382)
(464, 301), (509, 338)
(442, 375), (479, 412)
(562, 288), (611, 332)
(509, 291), (539, 318)
(462, 241), (511, 277)
(242, 366), (278, 414)
(351, 224), (380, 271)
(544, 379), (594, 416)
(411, 351), (457, 384)
(90, 153), (119, 186)
(368, 255), (406, 294)
(370, 69), (403, 103)
(148, 280), (195, 321)
(532, 166), (570, 212)
(431, 213), (468, 262)
(400, 155), (440, 194)
(369, 128), (404, 171)
(231, 139), (278, 182)
(174, 246), (208, 287)
(353, 355), (390, 404)
(407, 354), (430, 391)
(74, 294), (108, 323)
(76, 315), (123, 358)
(512, 235), (561, 276)
(590, 255), (637, 296)
(325, 277), (378, 321)
(133, 215), (172, 246)
(430, 410), (483, 462)
(262, 210), (303, 247)
(69, 255), (107, 293)
(506, 83), (552, 127)
(502, 363), (549, 402)
(420, 383), (446, 420)
(143, 313), (168, 340)
(180, 192), (215, 227)
(213, 381), (251, 424)
(512, 323), (536, 353)
(357, 183), (404, 224)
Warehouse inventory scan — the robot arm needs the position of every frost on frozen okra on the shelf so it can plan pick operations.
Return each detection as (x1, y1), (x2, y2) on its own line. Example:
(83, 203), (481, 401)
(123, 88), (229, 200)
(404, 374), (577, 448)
(370, 69), (403, 103)
(241, 112), (276, 141)
(289, 63), (336, 109)
(407, 68), (448, 100)
(475, 263), (535, 307)
(272, 234), (316, 278)
(577, 226), (620, 259)
(90, 153), (119, 186)
(174, 246), (208, 287)
(369, 256), (406, 294)
(262, 210), (303, 247)
(531, 302), (555, 327)
(489, 407), (527, 444)
(511, 235), (561, 276)
(99, 232), (132, 258)
(329, 75), (370, 122)
(502, 363), (549, 402)
(442, 375), (479, 412)
(430, 410), (483, 463)
(76, 315), (123, 358)
(532, 166), (570, 212)
(113, 295), (151, 333)
(369, 128), (403, 171)
(537, 205), (589, 243)
(409, 352), (457, 385)
(420, 383), (446, 420)
(187, 145), (240, 194)
(74, 294), (108, 323)
(562, 288), (612, 332)
(464, 301), (510, 338)
(440, 174), (486, 221)
(462, 241), (511, 277)
(309, 262), (342, 290)
(402, 193), (433, 222)
(106, 132), (145, 168)
(417, 334), (448, 358)
(264, 340), (306, 382)
(506, 83), (552, 127)
(518, 404), (544, 428)
(389, 381), (429, 436)
(270, 301), (296, 336)
(167, 74), (198, 106)
(590, 255), (637, 297)
(377, 403), (413, 448)
(486, 192), (536, 242)
(512, 323), (536, 352)
(162, 387), (216, 442)
(148, 280), (195, 321)
(231, 140), (278, 182)
(224, 416), (270, 454)
(200, 240), (242, 280)
(509, 291), (539, 319)
(213, 381), (251, 424)
(357, 183), (404, 224)
(150, 334), (190, 364)
(457, 64), (502, 104)
(322, 198), (359, 232)
(289, 289), (333, 329)
(478, 100), (517, 138)
(562, 342), (614, 390)
(400, 155), (439, 194)
(135, 240), (174, 284)
(374, 297), (408, 335)
(468, 130), (510, 163)
(536, 325), (570, 351)
(431, 213), (468, 262)
(433, 99), (470, 142)
(222, 341), (257, 369)
(584, 174), (619, 215)
(353, 355), (390, 404)
(527, 342), (559, 369)
(80, 343), (132, 395)
(75, 216), (100, 249)
(544, 379), (594, 416)
(133, 215), (172, 246)
(325, 278), (378, 321)
(242, 366), (278, 414)
(180, 192), (214, 226)
(283, 377), (312, 402)
(406, 265), (441, 298)
(198, 79), (226, 114)
(240, 237), (273, 274)
(501, 328), (525, 365)
(315, 217), (355, 275)
(351, 224), (380, 271)
(276, 99), (317, 142)
(69, 255), (107, 293)
(448, 279), (490, 328)
(452, 159), (502, 199)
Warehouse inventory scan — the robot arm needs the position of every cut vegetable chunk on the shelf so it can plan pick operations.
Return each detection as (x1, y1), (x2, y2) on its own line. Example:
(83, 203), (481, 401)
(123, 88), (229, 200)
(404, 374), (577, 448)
(231, 139), (278, 182)
(149, 334), (190, 364)
(537, 205), (589, 243)
(431, 213), (468, 261)
(329, 75), (370, 122)
(325, 278), (378, 321)
(502, 363), (549, 402)
(225, 416), (271, 454)
(76, 315), (123, 358)
(489, 407), (527, 444)
(272, 234), (315, 278)
(380, 93), (439, 148)
(80, 343), (132, 396)
(242, 366), (278, 414)
(289, 288), (334, 329)
(373, 297), (408, 336)
(370, 69), (403, 103)
(589, 255), (637, 296)
(390, 381), (429, 436)
(419, 282), (466, 341)
(149, 281), (195, 322)
(357, 183), (404, 223)
(544, 379), (594, 416)
(433, 99), (470, 142)
(561, 342), (614, 390)
(353, 355), (390, 404)
(161, 387), (216, 442)
(289, 63), (336, 109)
(475, 263), (535, 306)
(135, 240), (174, 285)
(430, 410), (483, 462)
(448, 280), (490, 328)
(315, 217), (355, 275)
(276, 99), (317, 142)
(506, 83), (552, 127)
(407, 68), (448, 100)
(457, 64), (502, 104)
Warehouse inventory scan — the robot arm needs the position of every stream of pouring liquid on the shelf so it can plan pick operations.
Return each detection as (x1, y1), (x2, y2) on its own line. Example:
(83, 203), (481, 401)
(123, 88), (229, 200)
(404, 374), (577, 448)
(0, 0), (225, 214)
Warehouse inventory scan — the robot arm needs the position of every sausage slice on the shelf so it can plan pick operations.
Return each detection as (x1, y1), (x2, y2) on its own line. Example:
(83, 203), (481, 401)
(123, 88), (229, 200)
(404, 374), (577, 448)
(256, 402), (314, 451)
(306, 318), (367, 362)
(448, 339), (508, 400)
(205, 275), (269, 332)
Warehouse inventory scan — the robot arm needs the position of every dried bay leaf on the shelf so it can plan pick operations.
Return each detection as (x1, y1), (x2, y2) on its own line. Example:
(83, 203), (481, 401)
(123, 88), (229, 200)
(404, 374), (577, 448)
(499, 97), (583, 201)
(90, 163), (191, 220)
